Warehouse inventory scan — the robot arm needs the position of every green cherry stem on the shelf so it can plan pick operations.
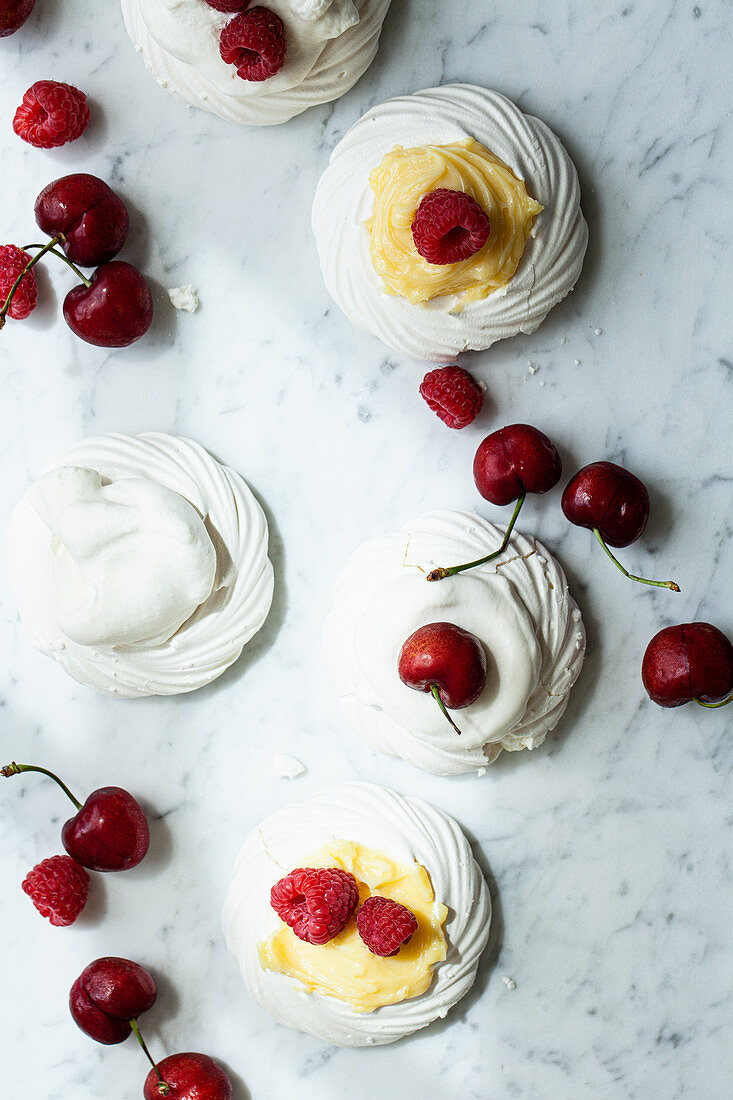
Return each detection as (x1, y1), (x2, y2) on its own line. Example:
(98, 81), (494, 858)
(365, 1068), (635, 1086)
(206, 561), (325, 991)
(1, 761), (82, 811)
(0, 234), (67, 330)
(427, 492), (526, 582)
(130, 1019), (170, 1097)
(694, 694), (733, 709)
(430, 684), (462, 736)
(592, 529), (681, 592)
(22, 243), (92, 287)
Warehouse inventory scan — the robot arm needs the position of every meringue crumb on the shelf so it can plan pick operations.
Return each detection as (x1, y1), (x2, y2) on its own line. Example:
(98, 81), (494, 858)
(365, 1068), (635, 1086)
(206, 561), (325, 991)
(574, 359), (581, 366)
(527, 362), (540, 375)
(594, 328), (603, 336)
(502, 976), (517, 990)
(272, 754), (306, 779)
(168, 286), (199, 313)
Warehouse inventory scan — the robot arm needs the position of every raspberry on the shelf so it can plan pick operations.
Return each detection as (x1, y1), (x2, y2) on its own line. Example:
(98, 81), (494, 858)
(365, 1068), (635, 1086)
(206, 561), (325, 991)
(13, 80), (90, 149)
(219, 7), (287, 82)
(270, 867), (359, 945)
(22, 855), (89, 927)
(0, 245), (38, 321)
(411, 188), (491, 265)
(356, 896), (418, 957)
(419, 366), (484, 429)
(204, 0), (250, 10)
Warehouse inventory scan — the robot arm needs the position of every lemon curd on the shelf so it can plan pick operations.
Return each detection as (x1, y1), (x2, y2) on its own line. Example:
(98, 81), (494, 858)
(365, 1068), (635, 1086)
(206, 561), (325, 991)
(258, 840), (448, 1013)
(367, 138), (543, 306)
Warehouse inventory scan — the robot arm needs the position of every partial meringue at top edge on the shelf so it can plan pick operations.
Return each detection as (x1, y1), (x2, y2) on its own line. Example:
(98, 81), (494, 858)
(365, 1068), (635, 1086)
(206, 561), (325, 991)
(9, 432), (274, 698)
(312, 84), (588, 361)
(121, 0), (392, 125)
(323, 510), (586, 775)
(222, 782), (491, 1046)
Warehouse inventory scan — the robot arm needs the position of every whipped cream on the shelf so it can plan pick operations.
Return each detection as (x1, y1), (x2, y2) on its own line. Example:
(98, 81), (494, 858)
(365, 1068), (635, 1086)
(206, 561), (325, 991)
(121, 0), (392, 126)
(10, 433), (274, 698)
(323, 511), (586, 775)
(312, 85), (589, 360)
(222, 782), (491, 1046)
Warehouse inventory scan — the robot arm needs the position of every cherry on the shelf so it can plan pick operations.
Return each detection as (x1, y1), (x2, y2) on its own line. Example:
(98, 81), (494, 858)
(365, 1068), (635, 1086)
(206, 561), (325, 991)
(63, 260), (153, 347)
(398, 622), (487, 736)
(562, 461), (680, 592)
(428, 424), (561, 582)
(143, 1053), (234, 1100)
(2, 762), (150, 872)
(0, 0), (35, 37)
(70, 957), (157, 1045)
(642, 622), (733, 708)
(35, 174), (130, 267)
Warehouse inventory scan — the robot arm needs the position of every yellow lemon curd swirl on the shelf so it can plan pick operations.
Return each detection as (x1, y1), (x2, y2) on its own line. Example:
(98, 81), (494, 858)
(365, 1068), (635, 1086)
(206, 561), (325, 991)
(258, 840), (448, 1013)
(368, 138), (544, 306)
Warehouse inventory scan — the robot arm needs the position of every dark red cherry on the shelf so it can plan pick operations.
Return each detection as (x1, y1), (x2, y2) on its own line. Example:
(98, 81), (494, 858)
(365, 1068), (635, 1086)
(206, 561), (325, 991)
(398, 622), (487, 735)
(561, 461), (649, 548)
(62, 786), (150, 872)
(642, 623), (733, 708)
(144, 1053), (234, 1100)
(35, 174), (130, 267)
(0, 0), (35, 37)
(1, 763), (150, 872)
(63, 261), (153, 347)
(473, 424), (562, 506)
(70, 957), (156, 1045)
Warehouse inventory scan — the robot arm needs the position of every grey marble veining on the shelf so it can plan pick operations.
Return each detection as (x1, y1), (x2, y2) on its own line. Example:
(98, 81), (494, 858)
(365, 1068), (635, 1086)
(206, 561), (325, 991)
(0, 2), (731, 1098)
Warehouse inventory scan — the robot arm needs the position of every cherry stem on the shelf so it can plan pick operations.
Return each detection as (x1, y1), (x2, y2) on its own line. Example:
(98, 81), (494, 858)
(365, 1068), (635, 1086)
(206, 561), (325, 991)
(130, 1019), (170, 1097)
(0, 762), (82, 811)
(22, 243), (92, 287)
(427, 493), (526, 582)
(430, 684), (462, 736)
(694, 694), (733, 709)
(0, 234), (66, 329)
(592, 529), (680, 592)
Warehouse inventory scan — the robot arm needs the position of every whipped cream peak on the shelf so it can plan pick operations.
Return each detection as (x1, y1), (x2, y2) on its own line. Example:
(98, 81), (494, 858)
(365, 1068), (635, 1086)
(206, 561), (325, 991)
(27, 466), (216, 648)
(10, 433), (274, 698)
(312, 84), (588, 360)
(289, 0), (358, 34)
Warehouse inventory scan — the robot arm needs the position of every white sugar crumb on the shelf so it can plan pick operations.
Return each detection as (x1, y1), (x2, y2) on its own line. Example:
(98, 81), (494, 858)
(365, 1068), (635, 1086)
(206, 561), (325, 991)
(502, 976), (517, 990)
(272, 754), (306, 779)
(168, 286), (199, 313)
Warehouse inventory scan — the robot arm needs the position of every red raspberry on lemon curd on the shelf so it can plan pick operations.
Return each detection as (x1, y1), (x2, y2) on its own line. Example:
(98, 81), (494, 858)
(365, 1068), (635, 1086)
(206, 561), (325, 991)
(22, 855), (89, 927)
(219, 6), (287, 82)
(356, 896), (418, 957)
(412, 188), (491, 265)
(270, 867), (359, 945)
(13, 80), (90, 149)
(0, 244), (38, 321)
(420, 366), (484, 429)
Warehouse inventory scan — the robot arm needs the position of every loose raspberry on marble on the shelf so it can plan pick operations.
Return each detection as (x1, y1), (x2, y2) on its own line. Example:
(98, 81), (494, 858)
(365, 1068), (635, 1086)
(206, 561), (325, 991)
(13, 80), (90, 149)
(419, 365), (484, 429)
(0, 245), (38, 321)
(411, 188), (491, 265)
(204, 0), (250, 10)
(270, 867), (359, 945)
(22, 855), (89, 926)
(219, 6), (287, 82)
(356, 895), (418, 957)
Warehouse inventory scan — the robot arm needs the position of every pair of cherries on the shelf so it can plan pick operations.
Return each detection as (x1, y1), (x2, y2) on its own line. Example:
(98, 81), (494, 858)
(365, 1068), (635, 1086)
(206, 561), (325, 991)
(71, 957), (232, 1099)
(2, 173), (153, 347)
(399, 424), (732, 730)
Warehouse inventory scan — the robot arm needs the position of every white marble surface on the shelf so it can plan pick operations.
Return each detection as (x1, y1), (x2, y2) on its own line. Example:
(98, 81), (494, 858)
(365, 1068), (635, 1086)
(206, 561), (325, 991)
(0, 2), (731, 1098)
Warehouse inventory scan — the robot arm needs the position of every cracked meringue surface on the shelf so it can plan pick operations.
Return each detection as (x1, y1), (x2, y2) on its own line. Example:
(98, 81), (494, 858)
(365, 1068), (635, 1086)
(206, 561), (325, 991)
(323, 510), (586, 775)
